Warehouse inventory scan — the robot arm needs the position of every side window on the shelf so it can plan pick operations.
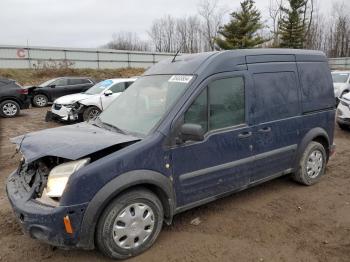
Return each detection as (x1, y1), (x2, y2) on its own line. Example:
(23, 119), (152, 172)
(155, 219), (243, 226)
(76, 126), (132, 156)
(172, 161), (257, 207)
(184, 76), (245, 133)
(209, 77), (245, 130)
(125, 81), (134, 89)
(253, 72), (299, 123)
(68, 79), (85, 85)
(184, 89), (208, 132)
(52, 78), (67, 86)
(109, 82), (126, 93)
(81, 79), (92, 84)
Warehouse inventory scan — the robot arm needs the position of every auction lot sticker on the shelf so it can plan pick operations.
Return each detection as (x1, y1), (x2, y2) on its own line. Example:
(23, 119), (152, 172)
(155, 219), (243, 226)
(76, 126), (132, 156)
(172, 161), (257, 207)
(168, 75), (193, 83)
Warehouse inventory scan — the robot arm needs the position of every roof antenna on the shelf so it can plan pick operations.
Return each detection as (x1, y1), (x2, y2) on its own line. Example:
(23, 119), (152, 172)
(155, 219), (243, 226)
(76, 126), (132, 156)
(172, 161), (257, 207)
(172, 42), (185, 63)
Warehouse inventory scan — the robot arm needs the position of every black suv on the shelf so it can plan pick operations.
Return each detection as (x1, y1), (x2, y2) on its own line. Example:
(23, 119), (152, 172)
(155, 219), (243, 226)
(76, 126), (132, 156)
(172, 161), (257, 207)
(29, 77), (95, 107)
(0, 78), (30, 118)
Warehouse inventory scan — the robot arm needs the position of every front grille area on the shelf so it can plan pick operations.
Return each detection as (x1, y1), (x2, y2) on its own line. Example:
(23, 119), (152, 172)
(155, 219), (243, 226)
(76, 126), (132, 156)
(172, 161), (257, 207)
(53, 103), (62, 110)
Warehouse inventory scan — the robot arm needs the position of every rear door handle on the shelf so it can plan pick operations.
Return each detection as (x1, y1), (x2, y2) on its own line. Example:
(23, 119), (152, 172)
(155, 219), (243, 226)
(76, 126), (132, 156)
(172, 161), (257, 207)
(238, 131), (252, 138)
(258, 127), (271, 133)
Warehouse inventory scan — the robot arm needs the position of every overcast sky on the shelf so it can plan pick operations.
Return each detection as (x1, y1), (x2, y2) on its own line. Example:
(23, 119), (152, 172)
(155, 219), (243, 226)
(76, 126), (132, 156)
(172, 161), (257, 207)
(0, 0), (336, 48)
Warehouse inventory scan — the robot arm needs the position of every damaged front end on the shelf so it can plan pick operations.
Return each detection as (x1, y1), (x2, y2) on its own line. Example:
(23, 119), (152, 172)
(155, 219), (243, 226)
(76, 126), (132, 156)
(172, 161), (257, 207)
(46, 102), (84, 122)
(6, 155), (90, 247)
(6, 122), (141, 248)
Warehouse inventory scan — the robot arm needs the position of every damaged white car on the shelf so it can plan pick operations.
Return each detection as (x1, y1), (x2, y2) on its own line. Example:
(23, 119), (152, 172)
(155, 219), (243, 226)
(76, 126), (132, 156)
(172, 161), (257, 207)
(45, 78), (136, 122)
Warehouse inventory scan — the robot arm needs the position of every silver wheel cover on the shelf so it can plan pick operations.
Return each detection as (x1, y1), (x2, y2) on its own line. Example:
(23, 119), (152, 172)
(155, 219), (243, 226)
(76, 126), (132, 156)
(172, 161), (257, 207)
(306, 149), (323, 178)
(112, 203), (155, 249)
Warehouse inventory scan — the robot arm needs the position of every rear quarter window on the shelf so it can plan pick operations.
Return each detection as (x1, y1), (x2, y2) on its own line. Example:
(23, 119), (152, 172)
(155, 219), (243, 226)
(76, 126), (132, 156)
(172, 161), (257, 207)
(297, 62), (335, 112)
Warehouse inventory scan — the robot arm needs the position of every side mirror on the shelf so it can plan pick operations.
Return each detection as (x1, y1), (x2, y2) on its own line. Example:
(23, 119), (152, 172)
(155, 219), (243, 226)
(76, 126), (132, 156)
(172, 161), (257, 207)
(180, 123), (205, 142)
(104, 90), (113, 96)
(49, 84), (56, 88)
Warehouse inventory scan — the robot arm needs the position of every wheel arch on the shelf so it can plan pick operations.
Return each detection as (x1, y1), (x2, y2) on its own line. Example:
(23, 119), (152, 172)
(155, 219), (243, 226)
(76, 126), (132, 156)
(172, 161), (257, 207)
(295, 127), (330, 168)
(77, 170), (175, 250)
(0, 96), (22, 105)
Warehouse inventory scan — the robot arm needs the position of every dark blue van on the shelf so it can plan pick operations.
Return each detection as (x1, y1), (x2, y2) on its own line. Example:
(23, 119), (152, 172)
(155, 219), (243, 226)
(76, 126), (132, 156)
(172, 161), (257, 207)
(6, 49), (336, 259)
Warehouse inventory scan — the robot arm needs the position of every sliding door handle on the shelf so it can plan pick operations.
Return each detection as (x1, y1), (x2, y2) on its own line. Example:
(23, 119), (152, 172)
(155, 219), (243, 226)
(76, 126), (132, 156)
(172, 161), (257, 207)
(238, 131), (252, 138)
(258, 127), (271, 133)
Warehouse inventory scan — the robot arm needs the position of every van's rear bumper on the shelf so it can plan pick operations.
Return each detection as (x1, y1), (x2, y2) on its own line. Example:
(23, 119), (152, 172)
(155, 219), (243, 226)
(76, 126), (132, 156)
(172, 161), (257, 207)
(6, 169), (90, 248)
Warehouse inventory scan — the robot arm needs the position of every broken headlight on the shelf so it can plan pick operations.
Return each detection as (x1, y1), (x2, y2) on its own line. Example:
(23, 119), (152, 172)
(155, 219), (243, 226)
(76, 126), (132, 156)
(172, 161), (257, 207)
(64, 102), (79, 109)
(46, 158), (90, 198)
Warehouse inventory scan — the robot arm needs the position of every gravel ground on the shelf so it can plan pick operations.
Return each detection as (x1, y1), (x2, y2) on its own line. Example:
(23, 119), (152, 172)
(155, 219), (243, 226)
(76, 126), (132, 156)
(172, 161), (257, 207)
(0, 107), (349, 262)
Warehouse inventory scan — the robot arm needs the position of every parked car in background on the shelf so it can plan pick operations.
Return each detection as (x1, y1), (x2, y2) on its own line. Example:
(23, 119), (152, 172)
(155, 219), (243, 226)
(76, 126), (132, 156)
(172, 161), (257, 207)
(0, 77), (30, 118)
(28, 77), (95, 107)
(332, 71), (350, 99)
(337, 92), (350, 130)
(46, 78), (136, 122)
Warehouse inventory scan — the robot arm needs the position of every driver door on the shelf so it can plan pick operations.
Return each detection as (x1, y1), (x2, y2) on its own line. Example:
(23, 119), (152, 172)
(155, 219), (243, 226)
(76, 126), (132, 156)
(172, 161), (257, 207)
(170, 72), (254, 207)
(50, 78), (68, 100)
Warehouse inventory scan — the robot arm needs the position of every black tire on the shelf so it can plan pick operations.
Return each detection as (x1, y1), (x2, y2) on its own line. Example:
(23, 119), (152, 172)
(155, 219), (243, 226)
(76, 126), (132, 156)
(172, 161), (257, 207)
(0, 100), (20, 118)
(292, 141), (327, 185)
(83, 106), (101, 121)
(338, 123), (349, 130)
(32, 94), (49, 107)
(96, 188), (164, 260)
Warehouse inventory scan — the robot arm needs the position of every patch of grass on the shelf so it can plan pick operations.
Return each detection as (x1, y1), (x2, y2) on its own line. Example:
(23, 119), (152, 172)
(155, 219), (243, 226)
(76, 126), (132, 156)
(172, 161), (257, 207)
(0, 68), (145, 86)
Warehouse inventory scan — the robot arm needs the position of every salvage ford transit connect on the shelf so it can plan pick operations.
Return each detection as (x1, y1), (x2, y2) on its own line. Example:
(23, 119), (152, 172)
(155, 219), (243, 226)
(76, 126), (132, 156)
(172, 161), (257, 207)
(6, 49), (336, 259)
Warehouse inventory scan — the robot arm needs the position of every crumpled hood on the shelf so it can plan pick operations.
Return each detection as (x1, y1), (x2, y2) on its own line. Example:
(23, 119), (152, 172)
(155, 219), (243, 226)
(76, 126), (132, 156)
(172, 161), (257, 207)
(54, 93), (92, 105)
(11, 123), (140, 163)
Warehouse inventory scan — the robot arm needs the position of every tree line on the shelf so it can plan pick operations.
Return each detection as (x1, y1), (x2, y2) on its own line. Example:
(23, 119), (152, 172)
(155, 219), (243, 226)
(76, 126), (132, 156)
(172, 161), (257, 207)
(104, 0), (350, 58)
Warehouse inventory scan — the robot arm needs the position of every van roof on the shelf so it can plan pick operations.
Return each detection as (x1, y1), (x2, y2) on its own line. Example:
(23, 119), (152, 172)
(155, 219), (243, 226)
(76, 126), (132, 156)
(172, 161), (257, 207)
(144, 49), (327, 76)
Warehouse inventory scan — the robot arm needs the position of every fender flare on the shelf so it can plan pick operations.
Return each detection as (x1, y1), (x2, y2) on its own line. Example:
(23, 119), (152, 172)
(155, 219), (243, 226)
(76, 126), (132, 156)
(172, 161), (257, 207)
(77, 170), (175, 249)
(294, 127), (330, 169)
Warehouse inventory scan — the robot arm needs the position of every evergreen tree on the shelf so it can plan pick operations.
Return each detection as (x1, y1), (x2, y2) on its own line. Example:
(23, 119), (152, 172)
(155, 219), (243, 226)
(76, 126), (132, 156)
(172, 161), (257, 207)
(215, 0), (264, 49)
(279, 0), (307, 48)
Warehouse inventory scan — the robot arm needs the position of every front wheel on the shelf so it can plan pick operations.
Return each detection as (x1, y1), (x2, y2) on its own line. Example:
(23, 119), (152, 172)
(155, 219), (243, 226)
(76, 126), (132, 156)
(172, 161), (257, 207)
(83, 106), (101, 121)
(96, 188), (164, 260)
(32, 94), (49, 107)
(292, 141), (327, 185)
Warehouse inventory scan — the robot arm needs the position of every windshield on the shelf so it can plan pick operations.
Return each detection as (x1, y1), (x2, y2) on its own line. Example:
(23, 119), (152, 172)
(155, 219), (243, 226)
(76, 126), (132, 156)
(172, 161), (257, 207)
(85, 80), (114, 95)
(332, 73), (349, 83)
(39, 78), (57, 87)
(99, 75), (193, 136)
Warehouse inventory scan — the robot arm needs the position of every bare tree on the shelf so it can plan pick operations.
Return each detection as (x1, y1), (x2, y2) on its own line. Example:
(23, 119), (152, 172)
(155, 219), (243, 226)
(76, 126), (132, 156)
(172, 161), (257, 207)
(268, 0), (284, 47)
(105, 32), (150, 51)
(197, 0), (225, 51)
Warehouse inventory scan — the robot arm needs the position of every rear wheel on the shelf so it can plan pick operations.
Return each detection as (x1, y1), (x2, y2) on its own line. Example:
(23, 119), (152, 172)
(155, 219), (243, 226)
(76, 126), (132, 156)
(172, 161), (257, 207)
(292, 141), (327, 185)
(32, 94), (48, 107)
(0, 100), (20, 118)
(96, 188), (164, 260)
(83, 106), (101, 121)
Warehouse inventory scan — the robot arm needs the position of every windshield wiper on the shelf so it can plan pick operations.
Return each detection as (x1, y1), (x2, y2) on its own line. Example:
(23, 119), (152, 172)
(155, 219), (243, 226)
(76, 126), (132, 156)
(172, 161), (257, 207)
(102, 122), (127, 134)
(93, 117), (126, 134)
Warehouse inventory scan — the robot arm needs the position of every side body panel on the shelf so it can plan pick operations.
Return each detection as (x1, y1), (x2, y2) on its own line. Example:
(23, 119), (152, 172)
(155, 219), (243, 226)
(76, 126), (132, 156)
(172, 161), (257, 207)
(248, 61), (301, 182)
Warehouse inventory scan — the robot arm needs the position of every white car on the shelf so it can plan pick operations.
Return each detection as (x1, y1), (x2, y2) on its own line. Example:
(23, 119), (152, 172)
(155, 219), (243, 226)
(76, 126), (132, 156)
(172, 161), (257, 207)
(337, 92), (350, 130)
(46, 78), (136, 122)
(332, 71), (350, 98)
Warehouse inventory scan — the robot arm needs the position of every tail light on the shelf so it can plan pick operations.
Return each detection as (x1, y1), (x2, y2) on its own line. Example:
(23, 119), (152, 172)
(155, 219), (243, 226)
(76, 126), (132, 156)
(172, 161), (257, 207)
(16, 89), (28, 95)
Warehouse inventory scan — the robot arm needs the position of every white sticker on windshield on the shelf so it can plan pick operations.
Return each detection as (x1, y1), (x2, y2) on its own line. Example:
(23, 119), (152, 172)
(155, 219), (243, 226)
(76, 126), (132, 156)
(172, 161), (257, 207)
(168, 75), (193, 83)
